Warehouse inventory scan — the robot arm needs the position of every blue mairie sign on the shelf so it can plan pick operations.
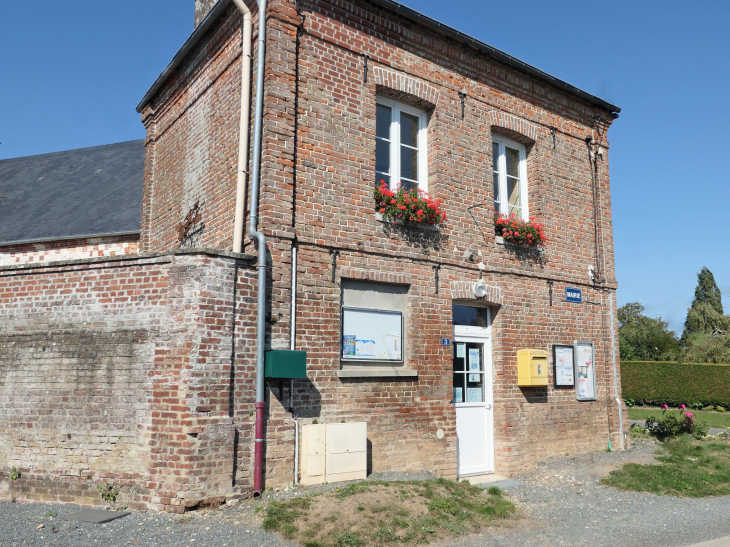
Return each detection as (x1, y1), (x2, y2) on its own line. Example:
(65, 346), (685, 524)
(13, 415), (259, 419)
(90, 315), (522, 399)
(565, 287), (582, 304)
(441, 338), (451, 346)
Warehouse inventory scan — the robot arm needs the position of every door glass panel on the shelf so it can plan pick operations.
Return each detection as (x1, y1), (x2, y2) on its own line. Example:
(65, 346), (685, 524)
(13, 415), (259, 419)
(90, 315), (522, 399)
(452, 371), (465, 403)
(453, 305), (489, 327)
(453, 341), (485, 403)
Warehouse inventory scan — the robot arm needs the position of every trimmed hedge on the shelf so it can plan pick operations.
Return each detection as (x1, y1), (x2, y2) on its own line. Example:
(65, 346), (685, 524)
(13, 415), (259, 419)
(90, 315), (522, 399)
(622, 361), (730, 407)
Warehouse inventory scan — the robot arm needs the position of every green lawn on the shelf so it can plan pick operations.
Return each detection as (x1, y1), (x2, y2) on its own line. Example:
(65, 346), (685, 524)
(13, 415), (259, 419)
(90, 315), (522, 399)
(602, 435), (730, 497)
(628, 408), (730, 429)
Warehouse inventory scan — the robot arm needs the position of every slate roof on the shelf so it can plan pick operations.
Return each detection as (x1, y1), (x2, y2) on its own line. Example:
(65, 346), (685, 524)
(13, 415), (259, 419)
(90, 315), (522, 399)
(0, 140), (145, 245)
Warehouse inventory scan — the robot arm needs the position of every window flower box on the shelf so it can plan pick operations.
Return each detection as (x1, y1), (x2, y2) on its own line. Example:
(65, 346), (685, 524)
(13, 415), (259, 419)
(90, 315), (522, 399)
(494, 212), (546, 248)
(375, 181), (447, 228)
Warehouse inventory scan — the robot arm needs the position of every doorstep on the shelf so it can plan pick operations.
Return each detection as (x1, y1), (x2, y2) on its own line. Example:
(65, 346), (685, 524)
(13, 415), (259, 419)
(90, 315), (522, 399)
(460, 473), (506, 485)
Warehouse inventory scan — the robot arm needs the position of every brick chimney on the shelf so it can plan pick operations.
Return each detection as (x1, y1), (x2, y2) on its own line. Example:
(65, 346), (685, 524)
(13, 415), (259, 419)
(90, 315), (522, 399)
(195, 0), (218, 27)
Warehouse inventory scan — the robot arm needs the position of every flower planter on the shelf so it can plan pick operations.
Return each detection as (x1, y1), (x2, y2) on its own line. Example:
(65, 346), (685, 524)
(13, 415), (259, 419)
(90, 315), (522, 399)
(375, 181), (446, 229)
(375, 212), (440, 232)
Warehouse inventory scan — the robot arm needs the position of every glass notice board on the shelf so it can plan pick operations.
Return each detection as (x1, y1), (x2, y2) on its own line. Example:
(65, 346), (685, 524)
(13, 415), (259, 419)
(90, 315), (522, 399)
(341, 307), (403, 362)
(574, 341), (596, 401)
(553, 345), (575, 388)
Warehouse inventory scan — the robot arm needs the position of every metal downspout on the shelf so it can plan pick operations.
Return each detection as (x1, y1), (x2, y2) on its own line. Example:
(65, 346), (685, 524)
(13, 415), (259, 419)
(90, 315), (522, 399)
(609, 291), (625, 449)
(232, 0), (253, 254)
(232, 0), (268, 499)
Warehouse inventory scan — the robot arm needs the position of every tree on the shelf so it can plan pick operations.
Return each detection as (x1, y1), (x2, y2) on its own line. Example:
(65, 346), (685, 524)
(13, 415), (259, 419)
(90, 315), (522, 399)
(618, 302), (679, 361)
(691, 267), (723, 313)
(683, 267), (725, 341)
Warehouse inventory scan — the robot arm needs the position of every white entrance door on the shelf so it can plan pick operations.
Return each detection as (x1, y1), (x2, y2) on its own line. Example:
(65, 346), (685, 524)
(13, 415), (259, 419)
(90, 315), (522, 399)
(453, 308), (494, 476)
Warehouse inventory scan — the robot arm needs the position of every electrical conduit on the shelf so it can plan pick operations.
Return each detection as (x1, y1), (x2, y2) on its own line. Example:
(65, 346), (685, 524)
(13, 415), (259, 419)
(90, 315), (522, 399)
(231, 0), (268, 499)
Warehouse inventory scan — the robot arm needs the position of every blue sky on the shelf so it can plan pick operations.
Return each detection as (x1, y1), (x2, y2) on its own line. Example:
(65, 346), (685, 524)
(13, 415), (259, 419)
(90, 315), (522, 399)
(2, 0), (729, 334)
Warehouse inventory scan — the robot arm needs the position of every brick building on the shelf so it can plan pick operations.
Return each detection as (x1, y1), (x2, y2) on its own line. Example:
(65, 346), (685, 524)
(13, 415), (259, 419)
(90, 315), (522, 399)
(0, 0), (628, 512)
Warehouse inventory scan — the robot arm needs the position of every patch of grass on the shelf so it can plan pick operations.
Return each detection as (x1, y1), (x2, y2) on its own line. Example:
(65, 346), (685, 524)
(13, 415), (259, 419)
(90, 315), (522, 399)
(263, 479), (516, 546)
(629, 408), (730, 430)
(333, 531), (364, 547)
(602, 434), (730, 497)
(262, 496), (315, 532)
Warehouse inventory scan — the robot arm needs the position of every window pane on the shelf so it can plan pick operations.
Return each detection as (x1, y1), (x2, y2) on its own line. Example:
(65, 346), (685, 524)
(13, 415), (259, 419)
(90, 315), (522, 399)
(376, 105), (391, 139)
(400, 179), (416, 191)
(505, 147), (519, 178)
(493, 173), (501, 211)
(376, 139), (390, 174)
(508, 205), (521, 217)
(453, 305), (489, 327)
(492, 143), (500, 172)
(401, 145), (418, 182)
(400, 112), (419, 148)
(376, 174), (391, 186)
(508, 176), (520, 209)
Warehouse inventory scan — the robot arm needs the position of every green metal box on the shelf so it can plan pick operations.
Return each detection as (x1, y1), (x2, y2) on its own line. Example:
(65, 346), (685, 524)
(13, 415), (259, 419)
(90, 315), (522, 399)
(265, 350), (307, 379)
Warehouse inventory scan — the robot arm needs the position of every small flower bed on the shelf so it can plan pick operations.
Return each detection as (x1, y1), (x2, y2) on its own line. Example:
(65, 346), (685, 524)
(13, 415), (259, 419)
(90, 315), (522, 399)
(375, 181), (447, 227)
(494, 212), (546, 247)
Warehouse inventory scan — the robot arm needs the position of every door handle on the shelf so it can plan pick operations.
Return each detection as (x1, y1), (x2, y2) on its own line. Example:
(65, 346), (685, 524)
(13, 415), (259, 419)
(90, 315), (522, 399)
(485, 404), (492, 410)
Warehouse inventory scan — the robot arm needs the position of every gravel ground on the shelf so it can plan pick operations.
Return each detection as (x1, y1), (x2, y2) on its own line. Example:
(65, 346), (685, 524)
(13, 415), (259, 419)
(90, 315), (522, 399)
(3, 440), (730, 547)
(441, 438), (730, 547)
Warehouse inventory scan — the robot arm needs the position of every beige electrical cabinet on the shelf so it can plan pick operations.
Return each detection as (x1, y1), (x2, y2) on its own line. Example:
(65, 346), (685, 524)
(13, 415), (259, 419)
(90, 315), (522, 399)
(325, 422), (367, 483)
(517, 349), (549, 386)
(300, 424), (326, 485)
(300, 422), (367, 485)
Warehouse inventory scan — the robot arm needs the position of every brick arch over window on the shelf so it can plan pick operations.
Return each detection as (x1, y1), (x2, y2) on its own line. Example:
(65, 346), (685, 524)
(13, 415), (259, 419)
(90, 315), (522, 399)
(488, 111), (539, 143)
(449, 280), (503, 306)
(372, 67), (440, 107)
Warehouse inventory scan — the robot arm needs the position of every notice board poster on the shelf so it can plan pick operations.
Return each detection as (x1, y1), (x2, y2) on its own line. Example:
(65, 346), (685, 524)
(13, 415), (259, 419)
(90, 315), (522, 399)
(553, 345), (575, 387)
(575, 341), (596, 401)
(341, 307), (403, 362)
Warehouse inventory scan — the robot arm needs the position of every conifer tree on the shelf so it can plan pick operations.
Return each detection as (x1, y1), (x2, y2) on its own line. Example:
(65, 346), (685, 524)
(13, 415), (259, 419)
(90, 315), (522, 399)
(683, 267), (724, 340)
(692, 267), (723, 314)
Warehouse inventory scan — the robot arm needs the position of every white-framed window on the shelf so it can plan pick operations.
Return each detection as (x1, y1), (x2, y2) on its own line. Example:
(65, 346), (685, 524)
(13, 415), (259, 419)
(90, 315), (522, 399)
(375, 97), (428, 192)
(492, 135), (528, 219)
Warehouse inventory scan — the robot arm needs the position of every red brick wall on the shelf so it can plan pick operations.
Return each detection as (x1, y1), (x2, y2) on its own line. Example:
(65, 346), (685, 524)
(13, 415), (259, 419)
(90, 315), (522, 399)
(137, 0), (628, 490)
(0, 250), (258, 512)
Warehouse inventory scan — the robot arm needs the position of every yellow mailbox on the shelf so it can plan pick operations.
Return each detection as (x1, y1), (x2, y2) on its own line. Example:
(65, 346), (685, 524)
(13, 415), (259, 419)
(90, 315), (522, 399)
(517, 349), (549, 386)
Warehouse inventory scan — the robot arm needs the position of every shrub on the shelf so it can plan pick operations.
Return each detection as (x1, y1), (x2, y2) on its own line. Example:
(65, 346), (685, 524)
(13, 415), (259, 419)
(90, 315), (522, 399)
(693, 421), (710, 440)
(716, 406), (726, 413)
(645, 414), (683, 439)
(645, 411), (705, 440)
(621, 362), (730, 408)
